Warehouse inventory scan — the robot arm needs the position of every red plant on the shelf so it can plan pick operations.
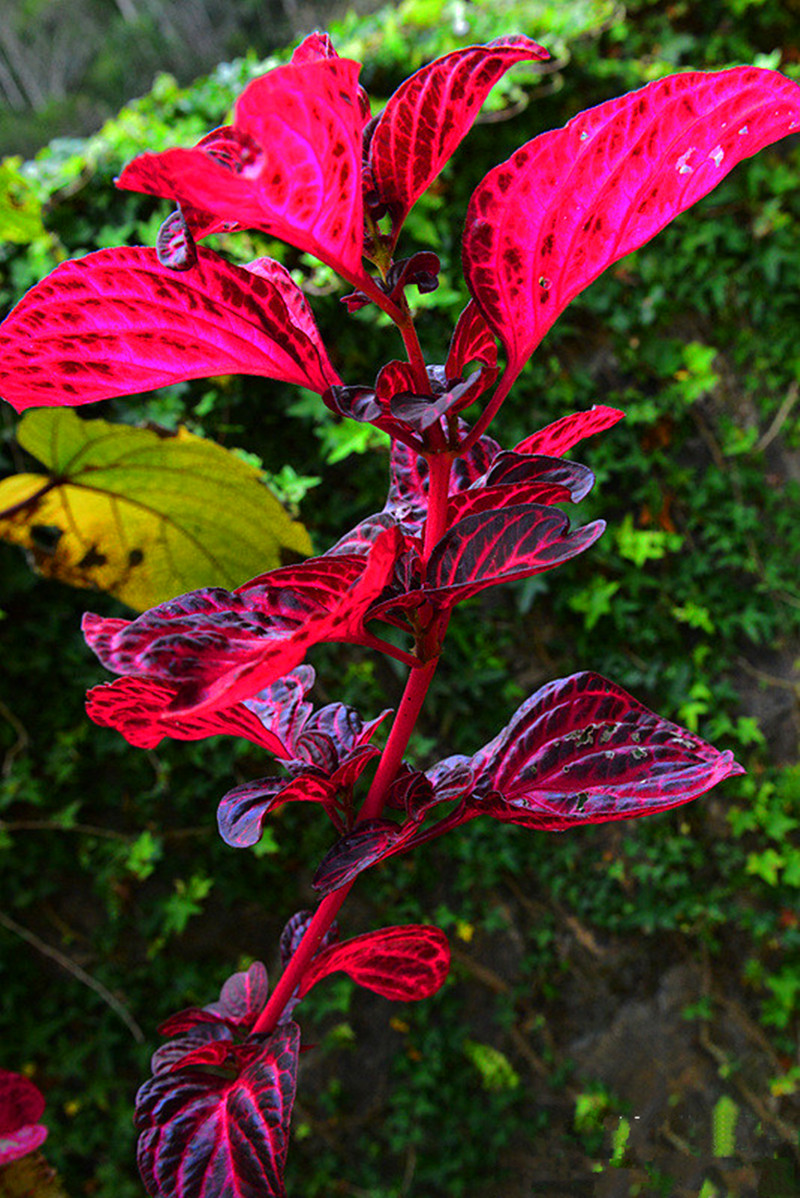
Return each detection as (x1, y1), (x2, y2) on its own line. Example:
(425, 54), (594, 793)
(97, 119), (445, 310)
(2, 30), (798, 1196)
(0, 1070), (48, 1167)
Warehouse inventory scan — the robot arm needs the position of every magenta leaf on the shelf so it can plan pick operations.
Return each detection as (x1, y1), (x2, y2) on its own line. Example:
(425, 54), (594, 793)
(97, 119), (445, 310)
(0, 1070), (48, 1166)
(85, 676), (292, 753)
(297, 925), (450, 1002)
(429, 671), (745, 830)
(446, 301), (498, 377)
(119, 56), (369, 282)
(83, 528), (403, 714)
(446, 454), (593, 523)
(369, 36), (548, 239)
(463, 67), (800, 381)
(0, 247), (340, 411)
(136, 1022), (300, 1198)
(513, 405), (625, 457)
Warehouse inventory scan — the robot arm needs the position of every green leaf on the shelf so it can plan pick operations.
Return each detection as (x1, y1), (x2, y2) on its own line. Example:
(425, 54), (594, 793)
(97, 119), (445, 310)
(0, 159), (50, 245)
(0, 409), (312, 611)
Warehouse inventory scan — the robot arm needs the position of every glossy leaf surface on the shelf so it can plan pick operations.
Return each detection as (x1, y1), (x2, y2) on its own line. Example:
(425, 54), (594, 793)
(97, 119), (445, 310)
(463, 67), (800, 379)
(0, 409), (312, 611)
(0, 248), (340, 411)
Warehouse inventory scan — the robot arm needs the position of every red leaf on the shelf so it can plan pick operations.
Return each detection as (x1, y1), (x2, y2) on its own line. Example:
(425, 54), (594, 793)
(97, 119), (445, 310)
(0, 247), (340, 411)
(432, 672), (745, 830)
(445, 301), (498, 377)
(0, 1070), (48, 1166)
(463, 67), (800, 380)
(135, 1023), (300, 1198)
(85, 676), (291, 752)
(446, 454), (593, 523)
(119, 57), (368, 282)
(513, 406), (625, 457)
(369, 36), (548, 236)
(83, 528), (403, 714)
(297, 925), (450, 1002)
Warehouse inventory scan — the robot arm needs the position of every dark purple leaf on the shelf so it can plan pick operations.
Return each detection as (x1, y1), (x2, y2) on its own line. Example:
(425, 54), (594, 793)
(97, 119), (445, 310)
(423, 505), (606, 605)
(211, 963), (270, 1026)
(136, 1023), (300, 1198)
(297, 926), (450, 1002)
(312, 819), (410, 895)
(432, 671), (745, 830)
(463, 67), (800, 381)
(446, 301), (498, 376)
(0, 247), (340, 411)
(446, 454), (593, 523)
(217, 774), (337, 848)
(369, 36), (548, 236)
(279, 911), (339, 969)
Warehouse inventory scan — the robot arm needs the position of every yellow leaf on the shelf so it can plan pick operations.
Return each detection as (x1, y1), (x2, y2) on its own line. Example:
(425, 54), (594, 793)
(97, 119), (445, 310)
(0, 409), (312, 610)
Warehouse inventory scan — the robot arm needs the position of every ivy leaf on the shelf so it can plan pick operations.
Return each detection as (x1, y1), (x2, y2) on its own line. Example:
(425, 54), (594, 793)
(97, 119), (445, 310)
(0, 409), (312, 611)
(0, 247), (340, 411)
(135, 1023), (300, 1198)
(369, 36), (548, 241)
(297, 925), (450, 1002)
(463, 67), (800, 382)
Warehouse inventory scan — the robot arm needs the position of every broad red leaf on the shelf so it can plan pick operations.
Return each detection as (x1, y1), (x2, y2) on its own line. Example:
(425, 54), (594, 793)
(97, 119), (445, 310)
(83, 527), (403, 713)
(429, 671), (745, 830)
(463, 67), (800, 380)
(513, 406), (625, 457)
(0, 247), (340, 411)
(297, 925), (450, 1002)
(135, 1023), (300, 1198)
(119, 57), (368, 282)
(369, 36), (548, 237)
(85, 676), (290, 752)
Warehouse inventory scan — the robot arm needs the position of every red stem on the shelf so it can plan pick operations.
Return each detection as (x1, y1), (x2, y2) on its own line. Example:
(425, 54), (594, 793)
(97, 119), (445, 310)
(253, 451), (454, 1036)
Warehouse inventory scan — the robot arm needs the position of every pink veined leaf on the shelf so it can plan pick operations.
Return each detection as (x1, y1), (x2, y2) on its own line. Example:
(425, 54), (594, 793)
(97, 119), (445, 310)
(156, 209), (197, 270)
(369, 36), (549, 239)
(0, 247), (340, 411)
(463, 67), (800, 382)
(118, 57), (369, 283)
(513, 406), (625, 457)
(445, 452), (595, 525)
(429, 671), (745, 830)
(445, 301), (498, 377)
(297, 925), (450, 1002)
(210, 962), (270, 1025)
(83, 527), (404, 714)
(135, 1023), (300, 1198)
(422, 505), (606, 605)
(85, 676), (292, 752)
(311, 819), (411, 895)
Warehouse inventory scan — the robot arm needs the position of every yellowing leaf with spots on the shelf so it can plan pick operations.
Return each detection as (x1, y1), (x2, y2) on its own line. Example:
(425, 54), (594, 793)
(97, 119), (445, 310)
(0, 409), (312, 611)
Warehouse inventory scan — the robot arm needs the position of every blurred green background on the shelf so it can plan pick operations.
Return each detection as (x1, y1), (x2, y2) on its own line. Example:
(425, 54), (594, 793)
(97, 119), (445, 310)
(1, 1), (800, 1194)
